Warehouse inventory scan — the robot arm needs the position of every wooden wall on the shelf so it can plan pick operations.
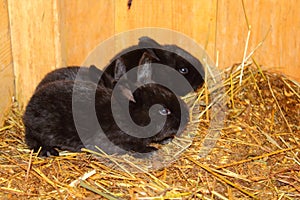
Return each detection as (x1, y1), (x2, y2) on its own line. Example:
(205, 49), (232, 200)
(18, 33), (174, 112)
(0, 0), (14, 123)
(8, 0), (64, 109)
(1, 0), (300, 122)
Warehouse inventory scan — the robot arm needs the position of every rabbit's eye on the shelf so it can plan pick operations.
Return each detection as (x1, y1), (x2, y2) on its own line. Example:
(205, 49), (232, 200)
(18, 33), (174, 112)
(159, 108), (171, 116)
(179, 67), (189, 75)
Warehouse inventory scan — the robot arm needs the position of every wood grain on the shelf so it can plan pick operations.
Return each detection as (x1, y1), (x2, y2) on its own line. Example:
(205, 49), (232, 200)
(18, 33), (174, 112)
(8, 0), (63, 105)
(60, 0), (115, 66)
(0, 0), (14, 124)
(3, 0), (300, 109)
(216, 0), (300, 81)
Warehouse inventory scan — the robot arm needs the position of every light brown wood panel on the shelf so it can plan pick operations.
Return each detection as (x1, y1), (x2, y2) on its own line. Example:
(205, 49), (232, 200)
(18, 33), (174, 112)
(115, 0), (174, 32)
(115, 0), (217, 62)
(113, 0), (217, 71)
(114, 0), (174, 53)
(216, 0), (248, 68)
(8, 0), (63, 106)
(171, 0), (217, 58)
(61, 0), (115, 66)
(0, 0), (14, 124)
(216, 0), (300, 81)
(5, 0), (300, 110)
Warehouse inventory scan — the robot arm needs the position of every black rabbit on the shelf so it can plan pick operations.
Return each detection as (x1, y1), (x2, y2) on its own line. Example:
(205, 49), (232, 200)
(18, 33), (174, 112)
(103, 36), (205, 96)
(35, 65), (114, 91)
(23, 54), (189, 157)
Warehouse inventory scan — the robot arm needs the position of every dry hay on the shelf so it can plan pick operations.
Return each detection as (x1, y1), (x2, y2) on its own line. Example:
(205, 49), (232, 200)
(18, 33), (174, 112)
(0, 64), (299, 199)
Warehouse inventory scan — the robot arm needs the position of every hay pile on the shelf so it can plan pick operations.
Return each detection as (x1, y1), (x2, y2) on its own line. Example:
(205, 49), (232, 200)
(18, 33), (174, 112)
(0, 64), (299, 199)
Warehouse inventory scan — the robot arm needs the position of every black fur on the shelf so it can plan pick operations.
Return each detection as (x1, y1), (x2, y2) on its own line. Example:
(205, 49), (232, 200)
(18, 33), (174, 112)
(103, 36), (205, 96)
(35, 65), (114, 91)
(23, 80), (189, 156)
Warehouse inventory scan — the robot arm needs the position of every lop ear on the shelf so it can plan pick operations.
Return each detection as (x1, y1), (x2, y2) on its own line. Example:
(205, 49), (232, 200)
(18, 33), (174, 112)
(137, 51), (155, 85)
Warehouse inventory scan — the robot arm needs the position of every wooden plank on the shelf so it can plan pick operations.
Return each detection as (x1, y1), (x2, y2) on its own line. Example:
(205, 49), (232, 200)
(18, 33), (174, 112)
(114, 0), (174, 50)
(171, 0), (217, 59)
(115, 0), (300, 81)
(6, 0), (300, 109)
(0, 0), (14, 124)
(113, 0), (217, 75)
(216, 0), (300, 81)
(115, 0), (173, 32)
(8, 0), (115, 105)
(61, 0), (115, 67)
(8, 0), (63, 106)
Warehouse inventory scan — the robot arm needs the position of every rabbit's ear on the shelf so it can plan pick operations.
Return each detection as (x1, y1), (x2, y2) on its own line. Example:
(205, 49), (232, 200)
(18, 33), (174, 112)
(120, 85), (136, 103)
(137, 52), (154, 84)
(114, 58), (127, 81)
(145, 48), (160, 61)
(113, 82), (136, 103)
(114, 58), (136, 102)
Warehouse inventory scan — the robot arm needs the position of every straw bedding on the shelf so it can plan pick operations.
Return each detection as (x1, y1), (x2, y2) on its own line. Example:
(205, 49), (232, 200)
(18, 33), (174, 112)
(0, 64), (299, 199)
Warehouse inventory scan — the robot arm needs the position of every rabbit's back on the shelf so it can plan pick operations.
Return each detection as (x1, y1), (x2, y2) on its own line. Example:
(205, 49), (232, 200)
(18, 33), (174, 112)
(36, 66), (113, 91)
(23, 80), (112, 156)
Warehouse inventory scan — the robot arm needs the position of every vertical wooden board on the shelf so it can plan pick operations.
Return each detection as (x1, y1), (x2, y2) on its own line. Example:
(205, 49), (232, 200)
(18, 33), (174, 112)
(115, 0), (173, 32)
(215, 0), (249, 68)
(114, 0), (174, 50)
(8, 0), (62, 106)
(216, 0), (300, 81)
(61, 0), (115, 67)
(114, 0), (217, 72)
(243, 0), (300, 81)
(171, 0), (217, 62)
(0, 0), (14, 124)
(6, 0), (300, 112)
(0, 68), (14, 124)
